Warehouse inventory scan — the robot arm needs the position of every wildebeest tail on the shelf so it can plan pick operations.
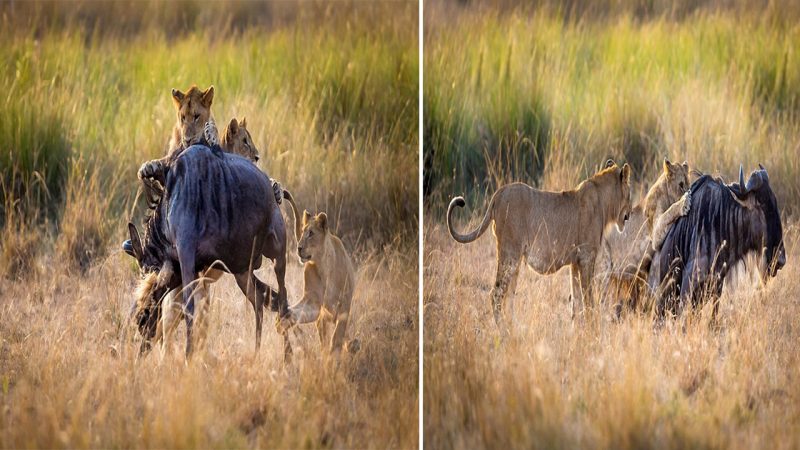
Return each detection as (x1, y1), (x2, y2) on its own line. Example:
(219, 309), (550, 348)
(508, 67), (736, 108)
(282, 189), (302, 241)
(447, 195), (493, 244)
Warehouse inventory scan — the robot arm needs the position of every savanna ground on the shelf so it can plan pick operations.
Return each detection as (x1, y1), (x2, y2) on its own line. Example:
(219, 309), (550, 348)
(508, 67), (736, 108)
(424, 1), (800, 448)
(0, 1), (418, 448)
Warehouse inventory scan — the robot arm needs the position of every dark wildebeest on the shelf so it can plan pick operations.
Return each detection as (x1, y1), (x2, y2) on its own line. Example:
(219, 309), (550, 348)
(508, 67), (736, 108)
(126, 144), (290, 357)
(648, 165), (786, 319)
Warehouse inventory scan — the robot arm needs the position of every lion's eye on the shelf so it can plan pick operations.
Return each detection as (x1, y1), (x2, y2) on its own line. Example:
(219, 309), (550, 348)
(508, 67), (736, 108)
(181, 114), (185, 122)
(194, 114), (200, 122)
(308, 230), (314, 238)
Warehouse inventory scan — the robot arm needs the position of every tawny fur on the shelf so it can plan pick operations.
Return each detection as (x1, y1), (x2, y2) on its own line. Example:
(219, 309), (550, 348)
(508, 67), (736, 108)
(447, 160), (633, 327)
(598, 159), (691, 313)
(278, 211), (357, 353)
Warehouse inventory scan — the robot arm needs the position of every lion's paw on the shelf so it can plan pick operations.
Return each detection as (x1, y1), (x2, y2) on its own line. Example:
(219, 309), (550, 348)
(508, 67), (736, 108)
(271, 179), (283, 205)
(680, 190), (692, 216)
(138, 160), (164, 181)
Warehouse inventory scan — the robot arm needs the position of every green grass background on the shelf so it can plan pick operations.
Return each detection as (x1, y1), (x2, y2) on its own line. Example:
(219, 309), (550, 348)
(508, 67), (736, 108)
(424, 1), (800, 216)
(1, 0), (418, 275)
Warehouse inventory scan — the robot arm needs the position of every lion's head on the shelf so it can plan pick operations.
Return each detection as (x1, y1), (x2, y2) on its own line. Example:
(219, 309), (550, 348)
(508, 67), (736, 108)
(222, 117), (259, 162)
(172, 85), (214, 148)
(643, 158), (690, 229)
(600, 159), (633, 232)
(297, 211), (328, 263)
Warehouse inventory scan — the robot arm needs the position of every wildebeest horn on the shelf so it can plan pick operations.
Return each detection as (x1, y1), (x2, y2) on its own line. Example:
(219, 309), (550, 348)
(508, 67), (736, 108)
(759, 163), (765, 171)
(739, 164), (745, 194)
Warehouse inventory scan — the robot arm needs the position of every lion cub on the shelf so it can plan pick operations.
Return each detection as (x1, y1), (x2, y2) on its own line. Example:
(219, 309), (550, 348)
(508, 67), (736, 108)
(278, 211), (356, 353)
(138, 85), (216, 193)
(598, 158), (691, 312)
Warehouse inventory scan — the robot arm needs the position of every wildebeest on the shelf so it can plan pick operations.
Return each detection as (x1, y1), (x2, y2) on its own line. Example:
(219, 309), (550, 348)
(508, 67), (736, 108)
(127, 144), (289, 357)
(648, 165), (786, 318)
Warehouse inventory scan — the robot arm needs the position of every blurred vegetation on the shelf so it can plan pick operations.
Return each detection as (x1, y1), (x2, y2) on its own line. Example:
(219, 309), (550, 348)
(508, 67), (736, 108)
(0, 0), (418, 277)
(424, 0), (800, 218)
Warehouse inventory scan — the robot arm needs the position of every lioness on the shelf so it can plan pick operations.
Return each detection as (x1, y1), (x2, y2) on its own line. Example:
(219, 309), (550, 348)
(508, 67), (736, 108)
(447, 160), (632, 326)
(598, 159), (691, 312)
(277, 211), (356, 353)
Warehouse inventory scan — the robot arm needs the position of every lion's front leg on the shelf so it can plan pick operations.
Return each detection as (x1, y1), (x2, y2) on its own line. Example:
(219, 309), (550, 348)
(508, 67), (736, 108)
(651, 190), (691, 251)
(138, 157), (169, 198)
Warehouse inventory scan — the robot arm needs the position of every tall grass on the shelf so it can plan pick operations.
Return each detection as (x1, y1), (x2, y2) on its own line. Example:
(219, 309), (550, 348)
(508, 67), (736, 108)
(424, 7), (800, 216)
(0, 0), (417, 274)
(424, 220), (800, 449)
(0, 2), (418, 447)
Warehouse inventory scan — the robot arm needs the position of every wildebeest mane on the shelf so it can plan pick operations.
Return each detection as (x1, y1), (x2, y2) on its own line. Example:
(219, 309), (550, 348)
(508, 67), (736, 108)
(659, 175), (761, 275)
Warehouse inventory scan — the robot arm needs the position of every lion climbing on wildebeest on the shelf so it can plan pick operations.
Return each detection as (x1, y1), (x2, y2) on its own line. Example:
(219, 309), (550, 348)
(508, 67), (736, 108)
(647, 164), (786, 321)
(597, 158), (692, 314)
(447, 159), (632, 329)
(127, 144), (291, 358)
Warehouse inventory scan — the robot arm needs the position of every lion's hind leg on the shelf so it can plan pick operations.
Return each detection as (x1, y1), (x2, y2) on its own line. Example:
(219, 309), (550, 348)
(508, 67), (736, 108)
(489, 246), (522, 332)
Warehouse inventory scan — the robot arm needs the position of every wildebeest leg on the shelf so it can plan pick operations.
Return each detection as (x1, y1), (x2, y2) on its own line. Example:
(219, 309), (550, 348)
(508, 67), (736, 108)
(176, 241), (200, 358)
(234, 272), (269, 351)
(490, 248), (521, 331)
(272, 254), (288, 314)
(655, 257), (683, 323)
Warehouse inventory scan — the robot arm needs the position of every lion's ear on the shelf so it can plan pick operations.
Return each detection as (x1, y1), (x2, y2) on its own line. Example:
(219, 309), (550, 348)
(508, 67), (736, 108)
(171, 89), (185, 108)
(201, 85), (214, 107)
(663, 157), (672, 173)
(605, 159), (616, 168)
(621, 163), (631, 185)
(228, 118), (239, 135)
(240, 117), (247, 128)
(302, 210), (312, 226)
(316, 212), (328, 231)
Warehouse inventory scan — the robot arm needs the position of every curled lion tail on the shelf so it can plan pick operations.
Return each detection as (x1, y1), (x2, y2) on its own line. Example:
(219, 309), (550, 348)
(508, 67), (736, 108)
(447, 195), (493, 244)
(282, 189), (302, 241)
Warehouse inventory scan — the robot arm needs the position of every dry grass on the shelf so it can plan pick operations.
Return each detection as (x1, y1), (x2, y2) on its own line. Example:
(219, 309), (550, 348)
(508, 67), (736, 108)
(0, 244), (418, 448)
(423, 215), (800, 449)
(0, 1), (418, 447)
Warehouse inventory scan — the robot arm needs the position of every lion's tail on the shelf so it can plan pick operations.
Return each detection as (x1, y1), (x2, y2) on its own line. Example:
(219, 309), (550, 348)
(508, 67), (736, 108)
(447, 195), (493, 244)
(282, 189), (302, 241)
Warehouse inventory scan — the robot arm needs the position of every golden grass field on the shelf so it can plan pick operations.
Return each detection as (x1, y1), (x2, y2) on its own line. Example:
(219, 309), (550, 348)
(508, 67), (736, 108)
(424, 1), (800, 448)
(0, 1), (418, 448)
(424, 217), (800, 449)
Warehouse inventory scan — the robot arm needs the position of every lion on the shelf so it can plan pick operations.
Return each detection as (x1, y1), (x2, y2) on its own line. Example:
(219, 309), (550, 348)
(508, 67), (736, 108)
(277, 211), (358, 354)
(598, 158), (691, 314)
(221, 117), (259, 162)
(137, 85), (216, 197)
(447, 159), (632, 327)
